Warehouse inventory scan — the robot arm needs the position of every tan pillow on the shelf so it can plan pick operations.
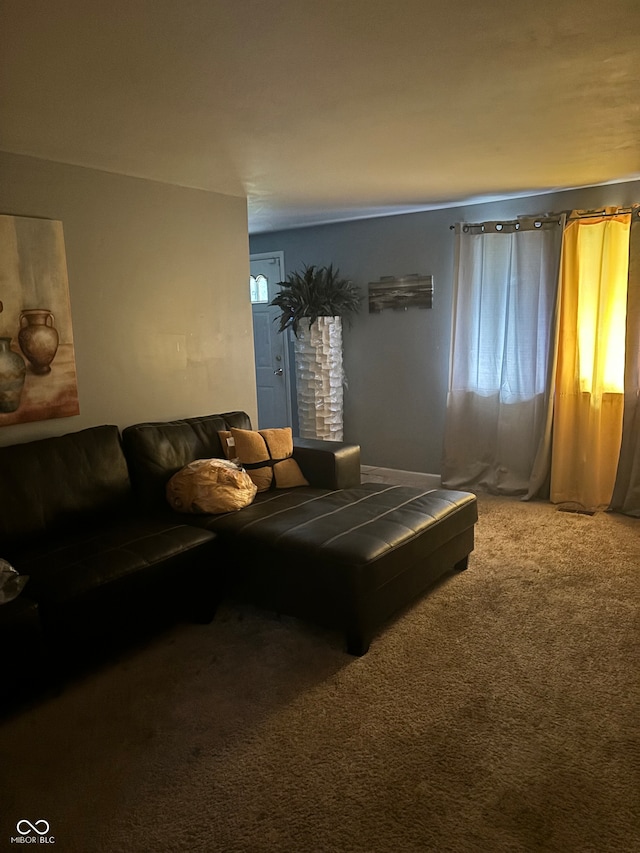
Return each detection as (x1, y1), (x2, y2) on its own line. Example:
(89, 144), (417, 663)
(218, 427), (308, 491)
(259, 428), (310, 489)
(166, 458), (257, 514)
(225, 428), (273, 491)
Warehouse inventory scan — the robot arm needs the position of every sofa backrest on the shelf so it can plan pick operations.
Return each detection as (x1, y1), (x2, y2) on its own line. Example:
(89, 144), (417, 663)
(0, 425), (132, 547)
(122, 411), (252, 508)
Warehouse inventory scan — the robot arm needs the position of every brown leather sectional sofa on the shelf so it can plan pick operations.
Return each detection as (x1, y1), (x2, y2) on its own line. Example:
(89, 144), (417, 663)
(1, 411), (477, 703)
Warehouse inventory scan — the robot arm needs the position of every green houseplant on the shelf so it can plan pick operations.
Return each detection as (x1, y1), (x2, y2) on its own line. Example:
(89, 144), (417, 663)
(270, 264), (361, 335)
(270, 264), (361, 441)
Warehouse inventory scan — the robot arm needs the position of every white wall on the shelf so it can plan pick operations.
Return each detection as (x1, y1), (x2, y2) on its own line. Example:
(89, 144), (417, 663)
(0, 152), (257, 446)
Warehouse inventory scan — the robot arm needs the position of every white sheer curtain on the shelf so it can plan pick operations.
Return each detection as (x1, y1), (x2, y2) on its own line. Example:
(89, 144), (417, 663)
(442, 217), (563, 496)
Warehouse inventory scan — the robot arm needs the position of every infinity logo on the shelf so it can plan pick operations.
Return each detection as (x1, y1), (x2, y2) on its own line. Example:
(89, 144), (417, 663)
(16, 820), (50, 836)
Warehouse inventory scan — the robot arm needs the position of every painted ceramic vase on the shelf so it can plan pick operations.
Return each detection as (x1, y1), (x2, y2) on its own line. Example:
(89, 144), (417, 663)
(18, 309), (59, 374)
(0, 337), (26, 413)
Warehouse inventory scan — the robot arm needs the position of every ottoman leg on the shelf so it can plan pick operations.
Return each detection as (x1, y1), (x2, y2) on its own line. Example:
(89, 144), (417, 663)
(454, 556), (469, 572)
(346, 628), (371, 657)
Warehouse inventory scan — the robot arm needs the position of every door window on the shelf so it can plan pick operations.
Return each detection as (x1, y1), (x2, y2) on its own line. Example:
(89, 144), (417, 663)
(249, 274), (269, 304)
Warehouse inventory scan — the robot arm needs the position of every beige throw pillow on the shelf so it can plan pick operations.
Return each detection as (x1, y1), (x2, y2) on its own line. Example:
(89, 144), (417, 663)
(218, 427), (309, 491)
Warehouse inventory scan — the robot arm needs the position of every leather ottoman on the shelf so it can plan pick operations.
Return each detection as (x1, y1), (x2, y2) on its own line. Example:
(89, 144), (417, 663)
(203, 483), (478, 655)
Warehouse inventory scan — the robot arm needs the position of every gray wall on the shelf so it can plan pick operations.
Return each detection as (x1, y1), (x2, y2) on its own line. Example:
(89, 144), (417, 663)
(0, 152), (257, 447)
(250, 180), (640, 474)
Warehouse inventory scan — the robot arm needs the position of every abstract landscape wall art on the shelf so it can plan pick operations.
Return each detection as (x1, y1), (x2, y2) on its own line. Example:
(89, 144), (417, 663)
(0, 215), (79, 425)
(368, 274), (434, 313)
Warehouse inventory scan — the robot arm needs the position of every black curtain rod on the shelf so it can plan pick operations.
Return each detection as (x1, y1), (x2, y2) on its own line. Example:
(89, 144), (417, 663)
(449, 206), (639, 230)
(565, 207), (639, 222)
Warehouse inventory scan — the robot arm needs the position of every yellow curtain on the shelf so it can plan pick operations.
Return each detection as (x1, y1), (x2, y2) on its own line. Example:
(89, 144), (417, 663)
(551, 209), (631, 510)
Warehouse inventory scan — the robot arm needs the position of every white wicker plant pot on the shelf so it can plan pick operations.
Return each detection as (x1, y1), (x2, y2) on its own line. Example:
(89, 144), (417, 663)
(294, 316), (344, 440)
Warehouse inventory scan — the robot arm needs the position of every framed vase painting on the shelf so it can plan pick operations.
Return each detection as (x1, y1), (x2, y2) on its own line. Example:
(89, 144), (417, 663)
(0, 215), (79, 425)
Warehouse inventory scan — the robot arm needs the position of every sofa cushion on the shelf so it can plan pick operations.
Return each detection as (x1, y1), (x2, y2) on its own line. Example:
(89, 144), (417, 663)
(15, 517), (217, 612)
(0, 425), (132, 546)
(166, 459), (257, 514)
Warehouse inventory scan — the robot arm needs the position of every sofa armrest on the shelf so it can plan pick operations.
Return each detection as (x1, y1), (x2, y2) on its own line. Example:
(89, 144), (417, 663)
(293, 439), (361, 490)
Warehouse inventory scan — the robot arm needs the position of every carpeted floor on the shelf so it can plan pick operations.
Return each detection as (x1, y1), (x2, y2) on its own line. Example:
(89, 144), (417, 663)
(1, 489), (638, 853)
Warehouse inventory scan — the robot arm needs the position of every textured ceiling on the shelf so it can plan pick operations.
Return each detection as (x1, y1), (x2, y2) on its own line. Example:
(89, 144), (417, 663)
(1, 0), (639, 232)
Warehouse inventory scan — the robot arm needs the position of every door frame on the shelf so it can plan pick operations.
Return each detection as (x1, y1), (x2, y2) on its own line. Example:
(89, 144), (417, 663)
(250, 251), (293, 427)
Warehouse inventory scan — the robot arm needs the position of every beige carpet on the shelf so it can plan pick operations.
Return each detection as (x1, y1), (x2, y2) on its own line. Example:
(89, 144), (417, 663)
(1, 492), (638, 853)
